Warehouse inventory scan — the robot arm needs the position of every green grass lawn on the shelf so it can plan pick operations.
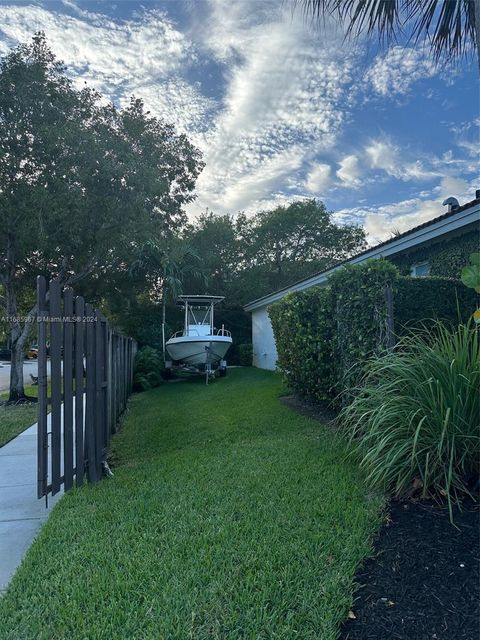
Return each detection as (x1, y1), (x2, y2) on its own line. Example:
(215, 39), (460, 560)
(0, 368), (383, 639)
(0, 403), (38, 447)
(0, 384), (40, 446)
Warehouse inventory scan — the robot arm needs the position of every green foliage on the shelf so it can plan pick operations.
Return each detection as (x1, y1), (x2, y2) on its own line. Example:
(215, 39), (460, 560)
(270, 256), (480, 407)
(340, 323), (480, 518)
(0, 34), (203, 399)
(133, 347), (163, 392)
(237, 343), (253, 366)
(269, 287), (334, 401)
(328, 260), (398, 396)
(243, 199), (366, 295)
(461, 252), (480, 293)
(183, 199), (366, 306)
(390, 230), (478, 279)
(394, 275), (479, 331)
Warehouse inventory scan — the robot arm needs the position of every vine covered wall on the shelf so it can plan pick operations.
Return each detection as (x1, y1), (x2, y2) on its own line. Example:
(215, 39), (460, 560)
(390, 229), (478, 279)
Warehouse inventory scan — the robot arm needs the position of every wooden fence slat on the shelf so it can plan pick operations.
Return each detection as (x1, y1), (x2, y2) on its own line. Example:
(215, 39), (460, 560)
(95, 312), (105, 471)
(63, 289), (74, 491)
(74, 296), (85, 487)
(85, 303), (99, 483)
(36, 276), (48, 499)
(49, 279), (63, 496)
(37, 279), (136, 499)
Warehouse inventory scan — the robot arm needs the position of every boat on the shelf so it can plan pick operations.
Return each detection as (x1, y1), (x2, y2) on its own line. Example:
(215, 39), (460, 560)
(165, 295), (232, 375)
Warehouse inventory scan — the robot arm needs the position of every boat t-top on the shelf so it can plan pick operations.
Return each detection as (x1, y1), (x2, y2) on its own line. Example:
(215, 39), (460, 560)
(164, 295), (232, 377)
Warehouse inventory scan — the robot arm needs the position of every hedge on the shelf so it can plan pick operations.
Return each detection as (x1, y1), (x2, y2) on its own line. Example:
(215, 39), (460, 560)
(269, 287), (334, 401)
(269, 259), (477, 405)
(394, 276), (478, 332)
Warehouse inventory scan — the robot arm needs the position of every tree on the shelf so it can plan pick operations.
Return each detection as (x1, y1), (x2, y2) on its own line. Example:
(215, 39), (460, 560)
(296, 0), (479, 67)
(184, 212), (244, 297)
(242, 199), (366, 293)
(0, 34), (203, 401)
(128, 238), (205, 360)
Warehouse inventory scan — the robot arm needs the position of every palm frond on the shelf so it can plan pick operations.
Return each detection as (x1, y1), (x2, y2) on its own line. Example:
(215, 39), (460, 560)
(295, 0), (478, 65)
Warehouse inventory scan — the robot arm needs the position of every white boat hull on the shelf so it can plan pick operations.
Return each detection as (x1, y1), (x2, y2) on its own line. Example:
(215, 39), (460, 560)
(165, 335), (232, 366)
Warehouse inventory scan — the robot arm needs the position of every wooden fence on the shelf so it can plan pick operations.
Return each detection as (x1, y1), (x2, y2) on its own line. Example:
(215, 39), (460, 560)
(37, 276), (137, 502)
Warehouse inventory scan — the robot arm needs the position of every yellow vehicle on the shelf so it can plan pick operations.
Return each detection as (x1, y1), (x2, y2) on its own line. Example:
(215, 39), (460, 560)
(26, 347), (38, 359)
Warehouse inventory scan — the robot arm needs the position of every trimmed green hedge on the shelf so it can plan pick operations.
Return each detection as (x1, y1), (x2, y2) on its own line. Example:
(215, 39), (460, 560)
(328, 260), (398, 396)
(269, 260), (477, 404)
(269, 287), (334, 401)
(394, 276), (478, 331)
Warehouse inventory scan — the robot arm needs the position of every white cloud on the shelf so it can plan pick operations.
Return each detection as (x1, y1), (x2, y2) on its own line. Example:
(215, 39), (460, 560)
(364, 45), (436, 97)
(337, 155), (363, 186)
(304, 163), (332, 193)
(337, 178), (477, 244)
(0, 4), (214, 134)
(439, 176), (469, 198)
(184, 0), (356, 214)
(365, 139), (436, 181)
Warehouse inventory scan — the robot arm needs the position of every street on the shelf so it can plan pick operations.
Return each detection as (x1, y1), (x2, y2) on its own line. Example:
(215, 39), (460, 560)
(0, 360), (51, 393)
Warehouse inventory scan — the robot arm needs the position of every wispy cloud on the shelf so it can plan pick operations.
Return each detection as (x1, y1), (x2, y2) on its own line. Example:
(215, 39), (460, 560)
(0, 3), (214, 132)
(336, 177), (477, 244)
(364, 45), (437, 97)
(188, 0), (356, 214)
(0, 0), (475, 233)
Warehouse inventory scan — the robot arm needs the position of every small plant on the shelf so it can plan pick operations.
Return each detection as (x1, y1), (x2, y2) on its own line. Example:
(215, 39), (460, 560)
(340, 322), (480, 518)
(461, 252), (480, 323)
(237, 343), (253, 366)
(133, 346), (163, 392)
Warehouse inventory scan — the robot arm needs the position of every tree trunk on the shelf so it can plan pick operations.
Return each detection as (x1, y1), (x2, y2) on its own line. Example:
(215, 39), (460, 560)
(4, 232), (35, 402)
(9, 334), (27, 402)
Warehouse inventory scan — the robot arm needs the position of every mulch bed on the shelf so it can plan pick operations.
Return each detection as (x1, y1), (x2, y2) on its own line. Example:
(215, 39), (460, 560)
(340, 499), (480, 640)
(282, 393), (480, 640)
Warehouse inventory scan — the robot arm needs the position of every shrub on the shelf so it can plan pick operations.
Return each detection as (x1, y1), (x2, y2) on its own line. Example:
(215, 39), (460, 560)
(269, 287), (334, 401)
(394, 276), (479, 332)
(339, 323), (480, 517)
(328, 259), (398, 396)
(133, 346), (163, 392)
(237, 343), (253, 366)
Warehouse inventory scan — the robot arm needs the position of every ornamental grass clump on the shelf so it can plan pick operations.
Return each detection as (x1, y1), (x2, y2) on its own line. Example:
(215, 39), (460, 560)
(340, 322), (480, 516)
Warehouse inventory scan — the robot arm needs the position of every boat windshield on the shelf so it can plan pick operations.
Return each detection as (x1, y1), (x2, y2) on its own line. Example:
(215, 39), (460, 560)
(187, 324), (211, 337)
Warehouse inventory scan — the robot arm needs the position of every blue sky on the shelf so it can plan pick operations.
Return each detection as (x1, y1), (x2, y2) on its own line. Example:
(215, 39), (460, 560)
(0, 0), (478, 242)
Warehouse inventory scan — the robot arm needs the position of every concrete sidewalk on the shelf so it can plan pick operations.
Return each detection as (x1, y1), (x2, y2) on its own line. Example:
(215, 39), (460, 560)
(0, 420), (63, 593)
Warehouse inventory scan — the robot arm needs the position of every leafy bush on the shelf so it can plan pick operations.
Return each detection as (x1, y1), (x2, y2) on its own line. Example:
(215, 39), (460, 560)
(133, 346), (163, 392)
(394, 276), (479, 332)
(340, 323), (480, 516)
(237, 343), (253, 366)
(269, 287), (334, 401)
(328, 259), (398, 396)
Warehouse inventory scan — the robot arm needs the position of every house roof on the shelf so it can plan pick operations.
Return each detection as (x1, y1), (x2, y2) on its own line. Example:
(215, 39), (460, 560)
(244, 194), (480, 312)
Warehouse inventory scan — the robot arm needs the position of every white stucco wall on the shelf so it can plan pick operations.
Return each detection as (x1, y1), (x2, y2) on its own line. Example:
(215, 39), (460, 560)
(252, 305), (277, 370)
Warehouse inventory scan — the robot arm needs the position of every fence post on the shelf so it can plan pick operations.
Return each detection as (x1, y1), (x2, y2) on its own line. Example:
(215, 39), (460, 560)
(63, 288), (74, 491)
(74, 296), (85, 487)
(36, 276), (48, 500)
(49, 280), (62, 496)
(85, 303), (99, 483)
